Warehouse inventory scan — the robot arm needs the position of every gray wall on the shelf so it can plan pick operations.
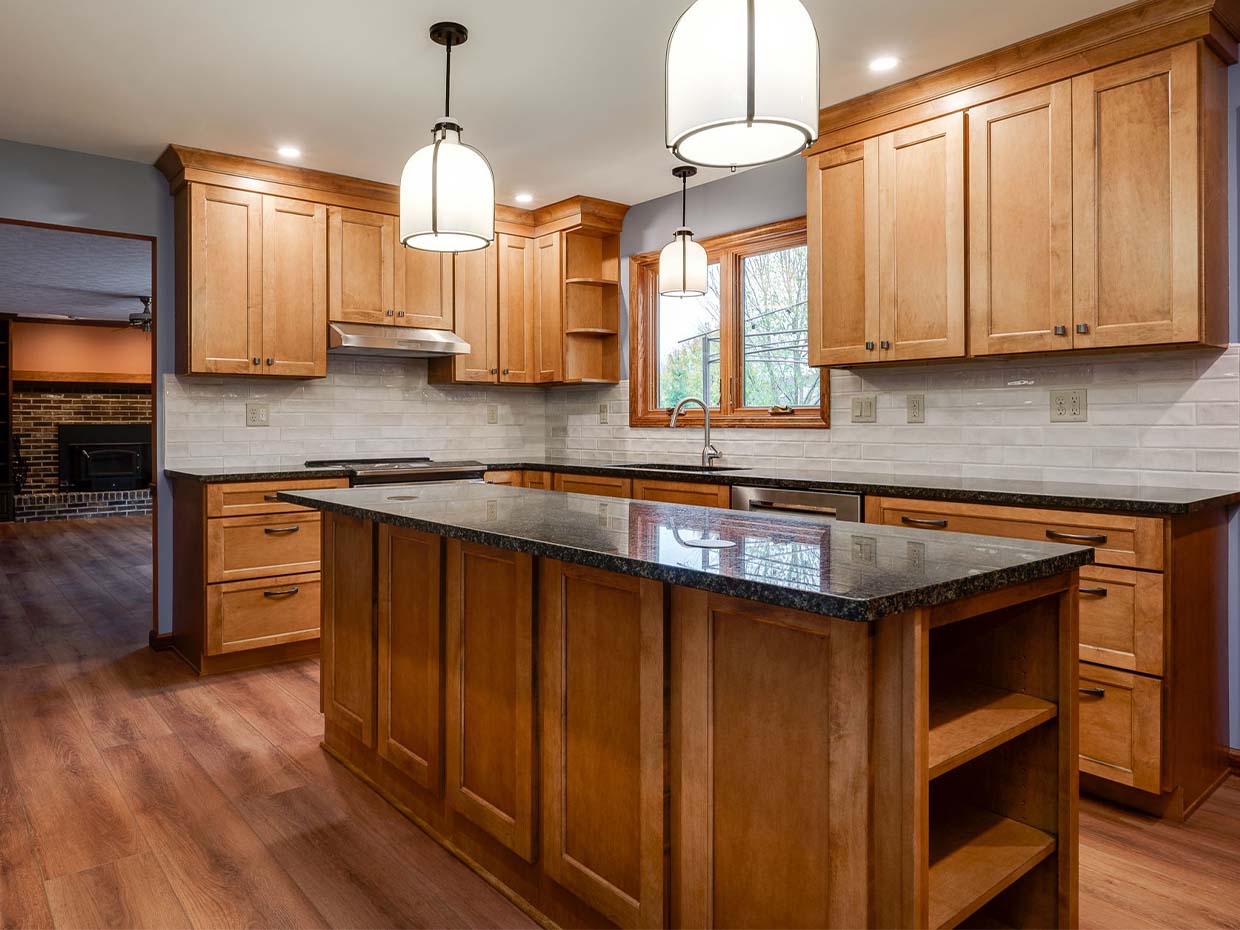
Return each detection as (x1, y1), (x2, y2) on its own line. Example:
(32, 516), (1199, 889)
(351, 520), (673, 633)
(0, 138), (175, 633)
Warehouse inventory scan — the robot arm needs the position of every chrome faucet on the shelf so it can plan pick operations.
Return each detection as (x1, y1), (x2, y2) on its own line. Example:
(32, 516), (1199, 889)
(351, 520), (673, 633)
(671, 397), (722, 469)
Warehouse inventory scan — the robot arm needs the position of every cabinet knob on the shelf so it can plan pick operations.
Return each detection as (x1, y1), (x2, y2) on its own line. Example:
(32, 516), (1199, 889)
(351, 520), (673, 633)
(1053, 325), (1067, 336)
(502, 368), (509, 375)
(865, 341), (875, 351)
(491, 367), (498, 374)
(397, 310), (406, 317)
(385, 309), (394, 316)
(880, 340), (890, 350)
(1076, 323), (1089, 334)
(266, 357), (274, 366)
(252, 357), (260, 366)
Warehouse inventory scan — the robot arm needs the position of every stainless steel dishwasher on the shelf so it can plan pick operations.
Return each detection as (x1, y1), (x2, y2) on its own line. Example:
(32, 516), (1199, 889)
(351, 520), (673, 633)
(730, 485), (862, 523)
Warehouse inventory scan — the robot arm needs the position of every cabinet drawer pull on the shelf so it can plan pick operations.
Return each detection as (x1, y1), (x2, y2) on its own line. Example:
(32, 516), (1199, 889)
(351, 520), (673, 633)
(264, 525), (301, 534)
(263, 587), (300, 598)
(865, 341), (875, 351)
(1079, 686), (1106, 697)
(880, 340), (891, 350)
(1046, 530), (1107, 544)
(266, 357), (274, 366)
(263, 494), (280, 501)
(252, 357), (261, 365)
(901, 516), (948, 528)
(1079, 586), (1108, 597)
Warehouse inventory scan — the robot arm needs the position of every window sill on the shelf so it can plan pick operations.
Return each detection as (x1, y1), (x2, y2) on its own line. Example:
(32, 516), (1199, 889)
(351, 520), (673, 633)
(630, 412), (829, 430)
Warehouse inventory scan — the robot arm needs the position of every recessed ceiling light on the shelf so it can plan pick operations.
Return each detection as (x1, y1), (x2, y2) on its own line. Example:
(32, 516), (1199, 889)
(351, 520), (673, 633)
(869, 56), (899, 73)
(514, 192), (534, 204)
(277, 145), (301, 158)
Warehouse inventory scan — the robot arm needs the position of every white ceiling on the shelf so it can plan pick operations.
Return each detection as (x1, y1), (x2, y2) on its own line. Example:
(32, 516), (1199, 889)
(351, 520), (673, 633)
(0, 0), (1123, 208)
(0, 223), (152, 321)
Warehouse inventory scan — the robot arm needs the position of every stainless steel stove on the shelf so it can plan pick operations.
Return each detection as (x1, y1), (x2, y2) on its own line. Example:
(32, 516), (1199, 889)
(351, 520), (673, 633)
(304, 456), (486, 486)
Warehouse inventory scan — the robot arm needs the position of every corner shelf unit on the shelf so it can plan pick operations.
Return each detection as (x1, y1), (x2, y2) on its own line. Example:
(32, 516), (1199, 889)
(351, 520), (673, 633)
(562, 230), (620, 383)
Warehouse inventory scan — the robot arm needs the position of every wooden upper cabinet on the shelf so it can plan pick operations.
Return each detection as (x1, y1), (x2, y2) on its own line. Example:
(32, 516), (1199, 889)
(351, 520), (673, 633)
(430, 242), (498, 383)
(328, 207), (394, 325)
(878, 111), (966, 361)
(262, 197), (326, 377)
(533, 232), (563, 382)
(187, 184), (263, 374)
(968, 82), (1073, 356)
(498, 233), (536, 383)
(396, 246), (454, 330)
(1072, 44), (1203, 349)
(806, 139), (879, 366)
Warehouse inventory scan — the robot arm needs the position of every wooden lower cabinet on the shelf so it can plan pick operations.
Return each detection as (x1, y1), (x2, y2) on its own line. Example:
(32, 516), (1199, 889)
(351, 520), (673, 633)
(1079, 661), (1163, 793)
(171, 476), (347, 674)
(553, 473), (632, 498)
(631, 478), (729, 508)
(522, 470), (553, 490)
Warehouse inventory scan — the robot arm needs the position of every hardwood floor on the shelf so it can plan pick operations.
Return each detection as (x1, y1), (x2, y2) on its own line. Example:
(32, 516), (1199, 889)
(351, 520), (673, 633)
(0, 516), (1236, 929)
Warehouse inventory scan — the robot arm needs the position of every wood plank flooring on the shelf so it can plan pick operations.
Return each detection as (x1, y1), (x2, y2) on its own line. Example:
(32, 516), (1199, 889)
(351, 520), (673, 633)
(0, 516), (1236, 929)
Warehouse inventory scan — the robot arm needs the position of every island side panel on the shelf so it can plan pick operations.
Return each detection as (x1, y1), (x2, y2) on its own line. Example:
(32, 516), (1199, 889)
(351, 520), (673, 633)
(321, 512), (377, 747)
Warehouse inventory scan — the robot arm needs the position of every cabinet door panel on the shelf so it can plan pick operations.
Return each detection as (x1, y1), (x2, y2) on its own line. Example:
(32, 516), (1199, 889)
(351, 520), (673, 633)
(445, 540), (536, 861)
(396, 246), (454, 330)
(969, 82), (1072, 356)
(1072, 45), (1199, 347)
(552, 473), (632, 498)
(263, 196), (326, 377)
(534, 232), (563, 382)
(878, 112), (966, 361)
(1078, 661), (1163, 792)
(631, 478), (729, 508)
(189, 184), (262, 374)
(378, 526), (443, 792)
(498, 234), (536, 383)
(806, 139), (879, 365)
(444, 242), (498, 382)
(540, 562), (665, 929)
(328, 207), (395, 325)
(321, 513), (376, 747)
(1077, 565), (1164, 677)
(205, 572), (321, 656)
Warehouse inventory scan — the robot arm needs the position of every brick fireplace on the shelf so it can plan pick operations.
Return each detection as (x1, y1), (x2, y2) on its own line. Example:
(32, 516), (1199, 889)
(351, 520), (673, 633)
(12, 387), (153, 521)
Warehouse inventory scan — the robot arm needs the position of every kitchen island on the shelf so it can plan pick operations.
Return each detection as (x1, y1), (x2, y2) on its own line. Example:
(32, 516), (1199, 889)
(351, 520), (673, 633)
(281, 482), (1092, 930)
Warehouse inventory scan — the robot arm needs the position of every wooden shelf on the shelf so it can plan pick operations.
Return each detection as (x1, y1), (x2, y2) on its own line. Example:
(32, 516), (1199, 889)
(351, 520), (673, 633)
(565, 327), (618, 336)
(561, 377), (616, 384)
(929, 804), (1055, 930)
(565, 277), (618, 287)
(929, 682), (1056, 779)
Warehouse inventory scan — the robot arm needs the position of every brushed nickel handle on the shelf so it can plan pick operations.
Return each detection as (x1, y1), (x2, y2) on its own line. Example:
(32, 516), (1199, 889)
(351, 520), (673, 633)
(264, 587), (300, 598)
(865, 341), (875, 351)
(1047, 530), (1107, 544)
(1079, 587), (1108, 597)
(264, 525), (300, 534)
(385, 309), (394, 316)
(901, 516), (947, 528)
(1076, 323), (1090, 334)
(1079, 687), (1105, 697)
(1054, 325), (1068, 336)
(880, 340), (891, 349)
(263, 494), (280, 501)
(491, 367), (498, 374)
(502, 368), (509, 375)
(252, 357), (261, 365)
(266, 357), (274, 366)
(397, 310), (406, 317)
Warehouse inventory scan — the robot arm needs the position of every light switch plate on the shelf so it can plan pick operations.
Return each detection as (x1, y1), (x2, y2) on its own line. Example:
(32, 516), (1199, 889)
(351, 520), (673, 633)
(599, 403), (609, 425)
(851, 394), (878, 424)
(1049, 388), (1087, 422)
(907, 394), (925, 424)
(245, 403), (269, 427)
(486, 404), (499, 425)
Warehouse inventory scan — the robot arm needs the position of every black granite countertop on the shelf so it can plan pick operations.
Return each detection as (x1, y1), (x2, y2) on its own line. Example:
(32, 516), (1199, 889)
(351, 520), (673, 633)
(279, 483), (1093, 622)
(166, 457), (1240, 516)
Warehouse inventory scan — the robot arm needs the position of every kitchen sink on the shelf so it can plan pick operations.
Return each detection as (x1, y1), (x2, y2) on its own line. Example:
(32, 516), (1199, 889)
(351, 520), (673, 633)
(601, 462), (745, 473)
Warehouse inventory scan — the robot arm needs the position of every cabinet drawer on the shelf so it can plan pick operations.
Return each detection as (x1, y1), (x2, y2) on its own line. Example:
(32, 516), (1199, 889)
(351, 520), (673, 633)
(206, 572), (321, 656)
(206, 478), (348, 517)
(631, 478), (730, 508)
(483, 471), (522, 487)
(868, 496), (1164, 569)
(522, 470), (553, 490)
(552, 473), (632, 498)
(207, 512), (321, 583)
(1078, 566), (1164, 676)
(1078, 661), (1163, 793)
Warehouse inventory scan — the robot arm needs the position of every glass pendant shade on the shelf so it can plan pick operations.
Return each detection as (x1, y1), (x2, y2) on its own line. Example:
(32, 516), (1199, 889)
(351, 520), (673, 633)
(660, 229), (708, 297)
(665, 0), (819, 168)
(400, 122), (495, 253)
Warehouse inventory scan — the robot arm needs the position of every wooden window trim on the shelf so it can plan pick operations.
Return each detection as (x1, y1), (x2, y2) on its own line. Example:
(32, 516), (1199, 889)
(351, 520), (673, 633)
(629, 216), (828, 429)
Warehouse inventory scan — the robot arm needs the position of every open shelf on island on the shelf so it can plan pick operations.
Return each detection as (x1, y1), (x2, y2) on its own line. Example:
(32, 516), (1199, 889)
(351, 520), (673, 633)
(928, 804), (1056, 930)
(929, 682), (1057, 779)
(565, 276), (619, 287)
(565, 327), (618, 336)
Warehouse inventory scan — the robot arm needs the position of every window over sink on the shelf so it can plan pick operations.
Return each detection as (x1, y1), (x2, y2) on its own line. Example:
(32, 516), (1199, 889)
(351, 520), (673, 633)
(630, 217), (828, 428)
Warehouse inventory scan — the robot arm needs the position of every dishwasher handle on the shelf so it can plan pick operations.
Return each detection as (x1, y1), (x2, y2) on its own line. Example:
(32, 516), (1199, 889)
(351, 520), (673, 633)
(749, 500), (838, 517)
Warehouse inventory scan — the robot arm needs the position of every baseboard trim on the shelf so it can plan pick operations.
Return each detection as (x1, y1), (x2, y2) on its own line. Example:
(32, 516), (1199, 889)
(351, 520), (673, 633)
(1229, 747), (1240, 777)
(148, 630), (175, 651)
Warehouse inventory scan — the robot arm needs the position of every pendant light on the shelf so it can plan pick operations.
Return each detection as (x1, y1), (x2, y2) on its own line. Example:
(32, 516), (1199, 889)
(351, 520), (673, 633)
(659, 166), (708, 298)
(400, 22), (495, 253)
(665, 0), (819, 169)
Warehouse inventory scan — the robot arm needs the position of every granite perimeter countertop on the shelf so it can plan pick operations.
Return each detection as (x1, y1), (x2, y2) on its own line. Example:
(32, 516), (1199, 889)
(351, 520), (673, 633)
(279, 483), (1093, 622)
(165, 457), (1240, 516)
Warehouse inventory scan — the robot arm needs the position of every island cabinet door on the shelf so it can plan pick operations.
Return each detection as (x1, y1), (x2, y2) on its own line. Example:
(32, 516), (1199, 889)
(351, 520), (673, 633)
(377, 526), (443, 792)
(539, 561), (666, 930)
(444, 539), (537, 861)
(671, 588), (872, 930)
(321, 513), (377, 747)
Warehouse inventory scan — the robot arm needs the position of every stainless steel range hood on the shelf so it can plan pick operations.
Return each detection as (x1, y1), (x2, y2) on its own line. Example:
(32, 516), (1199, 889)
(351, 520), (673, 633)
(327, 321), (470, 358)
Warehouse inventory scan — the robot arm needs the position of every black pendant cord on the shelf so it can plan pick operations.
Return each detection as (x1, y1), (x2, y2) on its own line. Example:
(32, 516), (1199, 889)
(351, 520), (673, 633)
(681, 174), (687, 228)
(443, 39), (452, 119)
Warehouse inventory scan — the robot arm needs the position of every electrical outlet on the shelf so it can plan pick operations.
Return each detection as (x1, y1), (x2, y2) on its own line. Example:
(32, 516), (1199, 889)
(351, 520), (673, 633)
(486, 404), (499, 425)
(599, 403), (609, 425)
(907, 394), (925, 424)
(1049, 388), (1088, 423)
(245, 402), (269, 427)
(850, 394), (877, 424)
(486, 500), (498, 521)
(851, 535), (876, 564)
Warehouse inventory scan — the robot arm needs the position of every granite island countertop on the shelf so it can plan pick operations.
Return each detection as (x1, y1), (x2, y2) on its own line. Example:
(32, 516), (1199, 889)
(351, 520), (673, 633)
(279, 483), (1093, 622)
(166, 458), (1240, 516)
